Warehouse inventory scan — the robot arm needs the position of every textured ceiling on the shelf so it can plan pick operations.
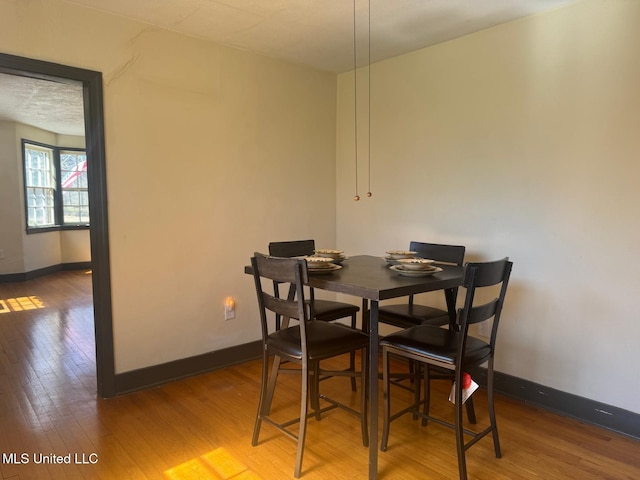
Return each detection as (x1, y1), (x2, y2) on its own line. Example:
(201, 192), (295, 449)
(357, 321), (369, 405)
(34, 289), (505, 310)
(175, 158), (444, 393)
(0, 73), (85, 136)
(1, 0), (578, 135)
(64, 0), (578, 73)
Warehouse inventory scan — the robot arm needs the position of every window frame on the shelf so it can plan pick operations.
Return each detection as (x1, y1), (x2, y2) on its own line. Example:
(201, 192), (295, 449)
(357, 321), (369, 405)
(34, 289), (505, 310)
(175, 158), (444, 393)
(59, 148), (90, 226)
(22, 139), (90, 233)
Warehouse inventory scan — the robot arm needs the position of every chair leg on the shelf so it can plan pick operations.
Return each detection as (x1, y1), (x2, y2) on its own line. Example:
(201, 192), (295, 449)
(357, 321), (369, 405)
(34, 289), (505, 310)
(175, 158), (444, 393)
(454, 370), (468, 480)
(421, 364), (430, 426)
(487, 359), (502, 458)
(412, 363), (422, 421)
(360, 347), (369, 447)
(408, 359), (416, 384)
(310, 362), (321, 421)
(263, 354), (282, 414)
(294, 361), (310, 478)
(252, 351), (270, 446)
(380, 347), (391, 452)
(465, 395), (477, 424)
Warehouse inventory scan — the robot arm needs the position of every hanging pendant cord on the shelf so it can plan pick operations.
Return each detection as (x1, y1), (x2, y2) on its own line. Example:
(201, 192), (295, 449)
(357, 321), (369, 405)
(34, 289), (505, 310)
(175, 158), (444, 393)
(353, 0), (360, 201)
(367, 0), (372, 198)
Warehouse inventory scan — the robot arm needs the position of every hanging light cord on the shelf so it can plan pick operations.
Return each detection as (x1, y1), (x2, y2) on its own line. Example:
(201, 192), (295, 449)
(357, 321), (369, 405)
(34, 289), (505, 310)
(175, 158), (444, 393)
(367, 0), (372, 197)
(354, 0), (372, 201)
(353, 0), (360, 201)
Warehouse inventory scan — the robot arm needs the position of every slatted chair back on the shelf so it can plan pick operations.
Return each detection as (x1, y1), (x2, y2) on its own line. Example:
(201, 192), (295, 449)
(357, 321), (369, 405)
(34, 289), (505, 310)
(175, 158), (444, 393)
(405, 241), (465, 310)
(410, 241), (465, 266)
(268, 239), (315, 258)
(268, 240), (316, 319)
(457, 257), (513, 359)
(251, 253), (310, 347)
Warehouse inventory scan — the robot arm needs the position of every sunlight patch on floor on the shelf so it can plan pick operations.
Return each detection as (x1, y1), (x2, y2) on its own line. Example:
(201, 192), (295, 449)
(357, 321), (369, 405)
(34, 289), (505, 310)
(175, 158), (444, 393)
(164, 447), (261, 480)
(0, 296), (45, 313)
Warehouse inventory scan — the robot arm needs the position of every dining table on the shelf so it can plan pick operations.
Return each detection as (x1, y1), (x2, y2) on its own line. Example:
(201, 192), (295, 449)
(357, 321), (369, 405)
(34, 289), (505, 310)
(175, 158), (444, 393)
(246, 254), (464, 479)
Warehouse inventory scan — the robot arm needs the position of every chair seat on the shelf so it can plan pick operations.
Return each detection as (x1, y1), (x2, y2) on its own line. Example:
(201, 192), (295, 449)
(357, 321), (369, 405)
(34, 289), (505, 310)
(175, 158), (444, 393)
(379, 304), (450, 328)
(381, 326), (491, 367)
(267, 321), (369, 361)
(312, 299), (360, 322)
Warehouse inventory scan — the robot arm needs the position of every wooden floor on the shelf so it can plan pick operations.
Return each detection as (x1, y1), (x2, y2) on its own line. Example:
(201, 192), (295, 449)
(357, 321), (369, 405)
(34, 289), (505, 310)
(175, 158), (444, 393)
(1, 271), (639, 480)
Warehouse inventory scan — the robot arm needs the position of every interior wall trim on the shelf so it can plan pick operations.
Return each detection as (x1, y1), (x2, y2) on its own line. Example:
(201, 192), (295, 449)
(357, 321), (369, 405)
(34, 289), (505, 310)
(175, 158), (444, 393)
(0, 262), (92, 283)
(113, 341), (263, 396)
(471, 368), (640, 441)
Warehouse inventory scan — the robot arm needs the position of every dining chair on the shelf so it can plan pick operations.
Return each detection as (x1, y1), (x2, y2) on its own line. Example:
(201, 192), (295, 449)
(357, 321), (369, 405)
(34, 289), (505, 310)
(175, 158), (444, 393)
(379, 241), (466, 329)
(380, 257), (513, 480)
(250, 253), (369, 478)
(269, 239), (361, 391)
(380, 241), (477, 422)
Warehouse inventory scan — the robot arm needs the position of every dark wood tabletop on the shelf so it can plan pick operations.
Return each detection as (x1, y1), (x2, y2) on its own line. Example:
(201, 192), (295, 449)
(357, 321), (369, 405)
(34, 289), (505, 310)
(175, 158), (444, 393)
(305, 254), (463, 301)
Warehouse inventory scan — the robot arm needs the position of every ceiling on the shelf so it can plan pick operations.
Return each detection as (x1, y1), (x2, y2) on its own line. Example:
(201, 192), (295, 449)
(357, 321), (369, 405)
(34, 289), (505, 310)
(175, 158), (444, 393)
(0, 73), (84, 136)
(1, 0), (578, 136)
(66, 0), (578, 73)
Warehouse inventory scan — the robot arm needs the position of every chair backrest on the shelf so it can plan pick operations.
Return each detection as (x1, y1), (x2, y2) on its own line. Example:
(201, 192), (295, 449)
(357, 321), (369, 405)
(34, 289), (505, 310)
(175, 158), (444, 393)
(407, 241), (466, 307)
(409, 241), (465, 266)
(268, 240), (315, 258)
(268, 240), (318, 309)
(457, 257), (513, 355)
(251, 253), (310, 343)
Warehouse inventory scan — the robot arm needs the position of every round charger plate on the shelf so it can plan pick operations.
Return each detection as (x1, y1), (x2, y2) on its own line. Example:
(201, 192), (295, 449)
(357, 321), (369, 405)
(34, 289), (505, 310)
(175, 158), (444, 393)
(308, 264), (342, 274)
(396, 258), (436, 270)
(390, 265), (443, 277)
(315, 249), (344, 258)
(305, 256), (334, 264)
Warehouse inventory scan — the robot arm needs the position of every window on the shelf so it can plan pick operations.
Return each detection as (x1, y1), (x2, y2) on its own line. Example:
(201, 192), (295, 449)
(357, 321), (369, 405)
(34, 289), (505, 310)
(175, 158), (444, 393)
(60, 150), (89, 224)
(22, 140), (89, 231)
(24, 143), (56, 228)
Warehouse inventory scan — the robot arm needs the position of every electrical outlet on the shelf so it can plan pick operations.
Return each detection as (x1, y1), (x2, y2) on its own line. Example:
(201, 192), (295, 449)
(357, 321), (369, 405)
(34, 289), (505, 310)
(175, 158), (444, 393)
(224, 297), (236, 320)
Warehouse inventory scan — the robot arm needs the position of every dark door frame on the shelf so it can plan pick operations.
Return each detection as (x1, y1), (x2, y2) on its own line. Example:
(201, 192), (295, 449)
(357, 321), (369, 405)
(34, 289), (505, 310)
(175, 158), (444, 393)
(0, 52), (115, 398)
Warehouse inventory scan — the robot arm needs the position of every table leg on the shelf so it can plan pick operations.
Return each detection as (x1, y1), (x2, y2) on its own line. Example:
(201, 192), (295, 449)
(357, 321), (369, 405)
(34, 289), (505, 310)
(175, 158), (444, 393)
(361, 298), (370, 332)
(368, 300), (379, 480)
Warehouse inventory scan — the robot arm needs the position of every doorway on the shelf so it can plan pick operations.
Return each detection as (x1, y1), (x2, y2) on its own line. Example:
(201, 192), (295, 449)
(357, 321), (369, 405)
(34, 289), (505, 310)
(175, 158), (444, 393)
(0, 52), (115, 397)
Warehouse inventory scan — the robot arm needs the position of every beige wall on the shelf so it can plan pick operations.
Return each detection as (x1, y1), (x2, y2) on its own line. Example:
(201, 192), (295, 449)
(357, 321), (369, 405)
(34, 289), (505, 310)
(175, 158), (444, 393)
(0, 121), (24, 273)
(337, 0), (640, 414)
(1, 0), (337, 372)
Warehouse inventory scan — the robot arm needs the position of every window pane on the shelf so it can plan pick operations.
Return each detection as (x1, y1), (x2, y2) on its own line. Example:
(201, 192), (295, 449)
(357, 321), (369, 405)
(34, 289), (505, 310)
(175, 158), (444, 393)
(60, 150), (89, 225)
(26, 187), (55, 227)
(24, 145), (56, 227)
